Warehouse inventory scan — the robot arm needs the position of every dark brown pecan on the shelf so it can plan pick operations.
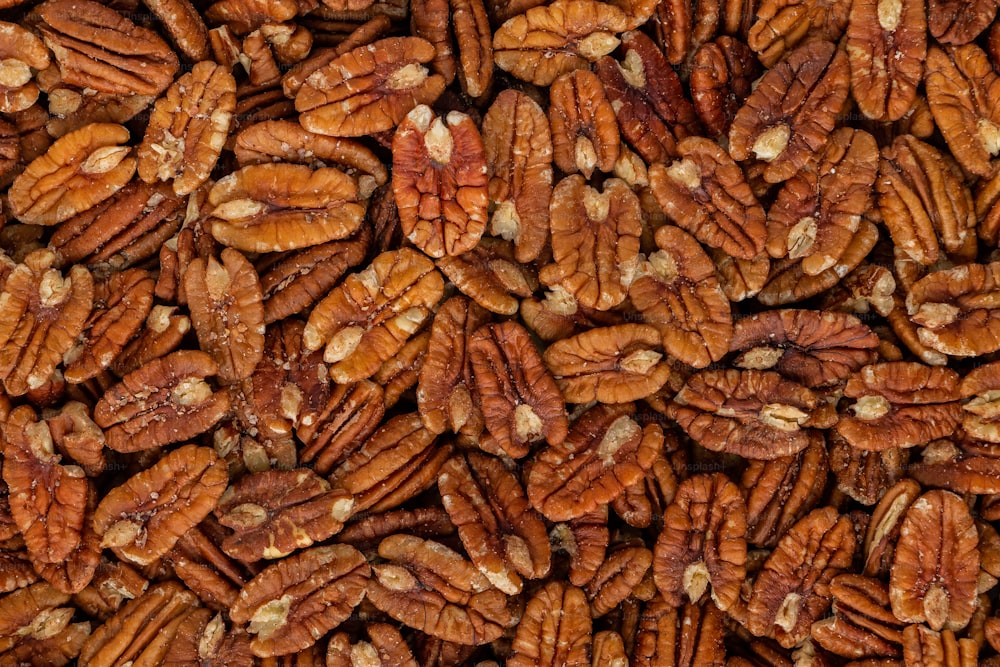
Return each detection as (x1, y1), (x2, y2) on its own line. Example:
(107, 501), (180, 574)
(508, 582), (592, 666)
(690, 36), (761, 138)
(539, 175), (641, 312)
(526, 402), (661, 521)
(93, 444), (228, 566)
(649, 136), (766, 260)
(628, 225), (732, 368)
(653, 473), (747, 612)
(94, 350), (229, 452)
(668, 369), (833, 460)
(930, 0), (997, 43)
(438, 452), (551, 594)
(366, 534), (515, 645)
(469, 321), (568, 458)
(392, 105), (489, 258)
(230, 544), (370, 657)
(729, 40), (851, 184)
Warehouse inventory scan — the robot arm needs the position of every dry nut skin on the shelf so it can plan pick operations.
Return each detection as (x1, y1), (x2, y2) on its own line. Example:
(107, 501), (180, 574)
(481, 89), (552, 263)
(0, 248), (93, 396)
(890, 489), (980, 632)
(303, 248), (444, 384)
(492, 0), (629, 86)
(526, 402), (661, 521)
(137, 60), (236, 196)
(93, 350), (230, 452)
(469, 321), (568, 458)
(508, 581), (592, 667)
(540, 175), (641, 311)
(184, 248), (266, 385)
(653, 473), (747, 612)
(92, 444), (228, 566)
(295, 37), (447, 138)
(728, 39), (851, 184)
(543, 323), (673, 404)
(392, 105), (489, 258)
(668, 368), (828, 460)
(628, 225), (732, 368)
(649, 136), (766, 260)
(366, 534), (514, 645)
(207, 163), (365, 254)
(36, 0), (179, 97)
(230, 544), (369, 657)
(9, 123), (136, 227)
(836, 362), (963, 451)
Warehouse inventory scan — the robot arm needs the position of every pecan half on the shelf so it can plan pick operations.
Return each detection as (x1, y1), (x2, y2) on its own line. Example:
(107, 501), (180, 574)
(549, 69), (620, 177)
(508, 582), (592, 666)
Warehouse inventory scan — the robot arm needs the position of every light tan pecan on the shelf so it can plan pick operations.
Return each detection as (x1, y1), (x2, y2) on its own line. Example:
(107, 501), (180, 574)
(392, 105), (488, 258)
(890, 489), (980, 632)
(296, 37), (447, 137)
(539, 175), (641, 311)
(94, 350), (230, 452)
(302, 248), (444, 383)
(137, 61), (236, 196)
(366, 534), (515, 645)
(492, 0), (629, 86)
(9, 123), (135, 226)
(628, 225), (732, 368)
(207, 163), (365, 254)
(230, 544), (369, 657)
(653, 473), (747, 612)
(481, 89), (552, 263)
(469, 320), (568, 458)
(93, 445), (228, 566)
(729, 40), (851, 183)
(36, 0), (178, 96)
(0, 248), (93, 396)
(526, 402), (661, 521)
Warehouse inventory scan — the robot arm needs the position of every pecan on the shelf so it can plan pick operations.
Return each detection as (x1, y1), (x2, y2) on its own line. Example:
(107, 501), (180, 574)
(230, 544), (369, 657)
(137, 61), (236, 196)
(204, 0), (299, 34)
(437, 237), (538, 316)
(366, 534), (515, 645)
(929, 0), (997, 43)
(902, 624), (979, 667)
(160, 611), (255, 667)
(712, 248), (771, 303)
(766, 127), (879, 275)
(811, 574), (904, 659)
(690, 36), (761, 139)
(215, 469), (353, 561)
(543, 323), (673, 404)
(906, 261), (1000, 357)
(729, 309), (879, 387)
(142, 0), (211, 61)
(508, 581), (592, 666)
(729, 40), (851, 184)
(411, 0), (456, 86)
(845, 0), (925, 121)
(835, 362), (963, 451)
(960, 361), (1000, 442)
(492, 0), (629, 86)
(653, 473), (747, 612)
(747, 0), (851, 67)
(628, 225), (732, 368)
(632, 594), (727, 667)
(296, 37), (447, 137)
(925, 44), (1000, 178)
(207, 163), (365, 254)
(36, 0), (179, 97)
(746, 507), (856, 648)
(336, 507), (455, 551)
(586, 543), (652, 616)
(481, 89), (552, 263)
(392, 105), (488, 258)
(438, 452), (551, 594)
(417, 295), (489, 436)
(863, 478), (922, 577)
(878, 134), (975, 266)
(93, 350), (230, 452)
(907, 439), (1000, 495)
(184, 248), (265, 384)
(829, 433), (908, 506)
(889, 489), (980, 632)
(92, 444), (228, 566)
(9, 123), (135, 226)
(0, 22), (49, 114)
(549, 69), (620, 177)
(526, 402), (661, 521)
(539, 175), (641, 311)
(451, 0), (493, 98)
(327, 624), (419, 667)
(668, 369), (833, 459)
(111, 305), (191, 378)
(302, 248), (444, 383)
(296, 380), (385, 475)
(469, 320), (568, 458)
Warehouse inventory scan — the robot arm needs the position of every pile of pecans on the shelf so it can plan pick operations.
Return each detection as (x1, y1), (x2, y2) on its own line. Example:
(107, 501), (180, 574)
(4, 0), (1000, 663)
